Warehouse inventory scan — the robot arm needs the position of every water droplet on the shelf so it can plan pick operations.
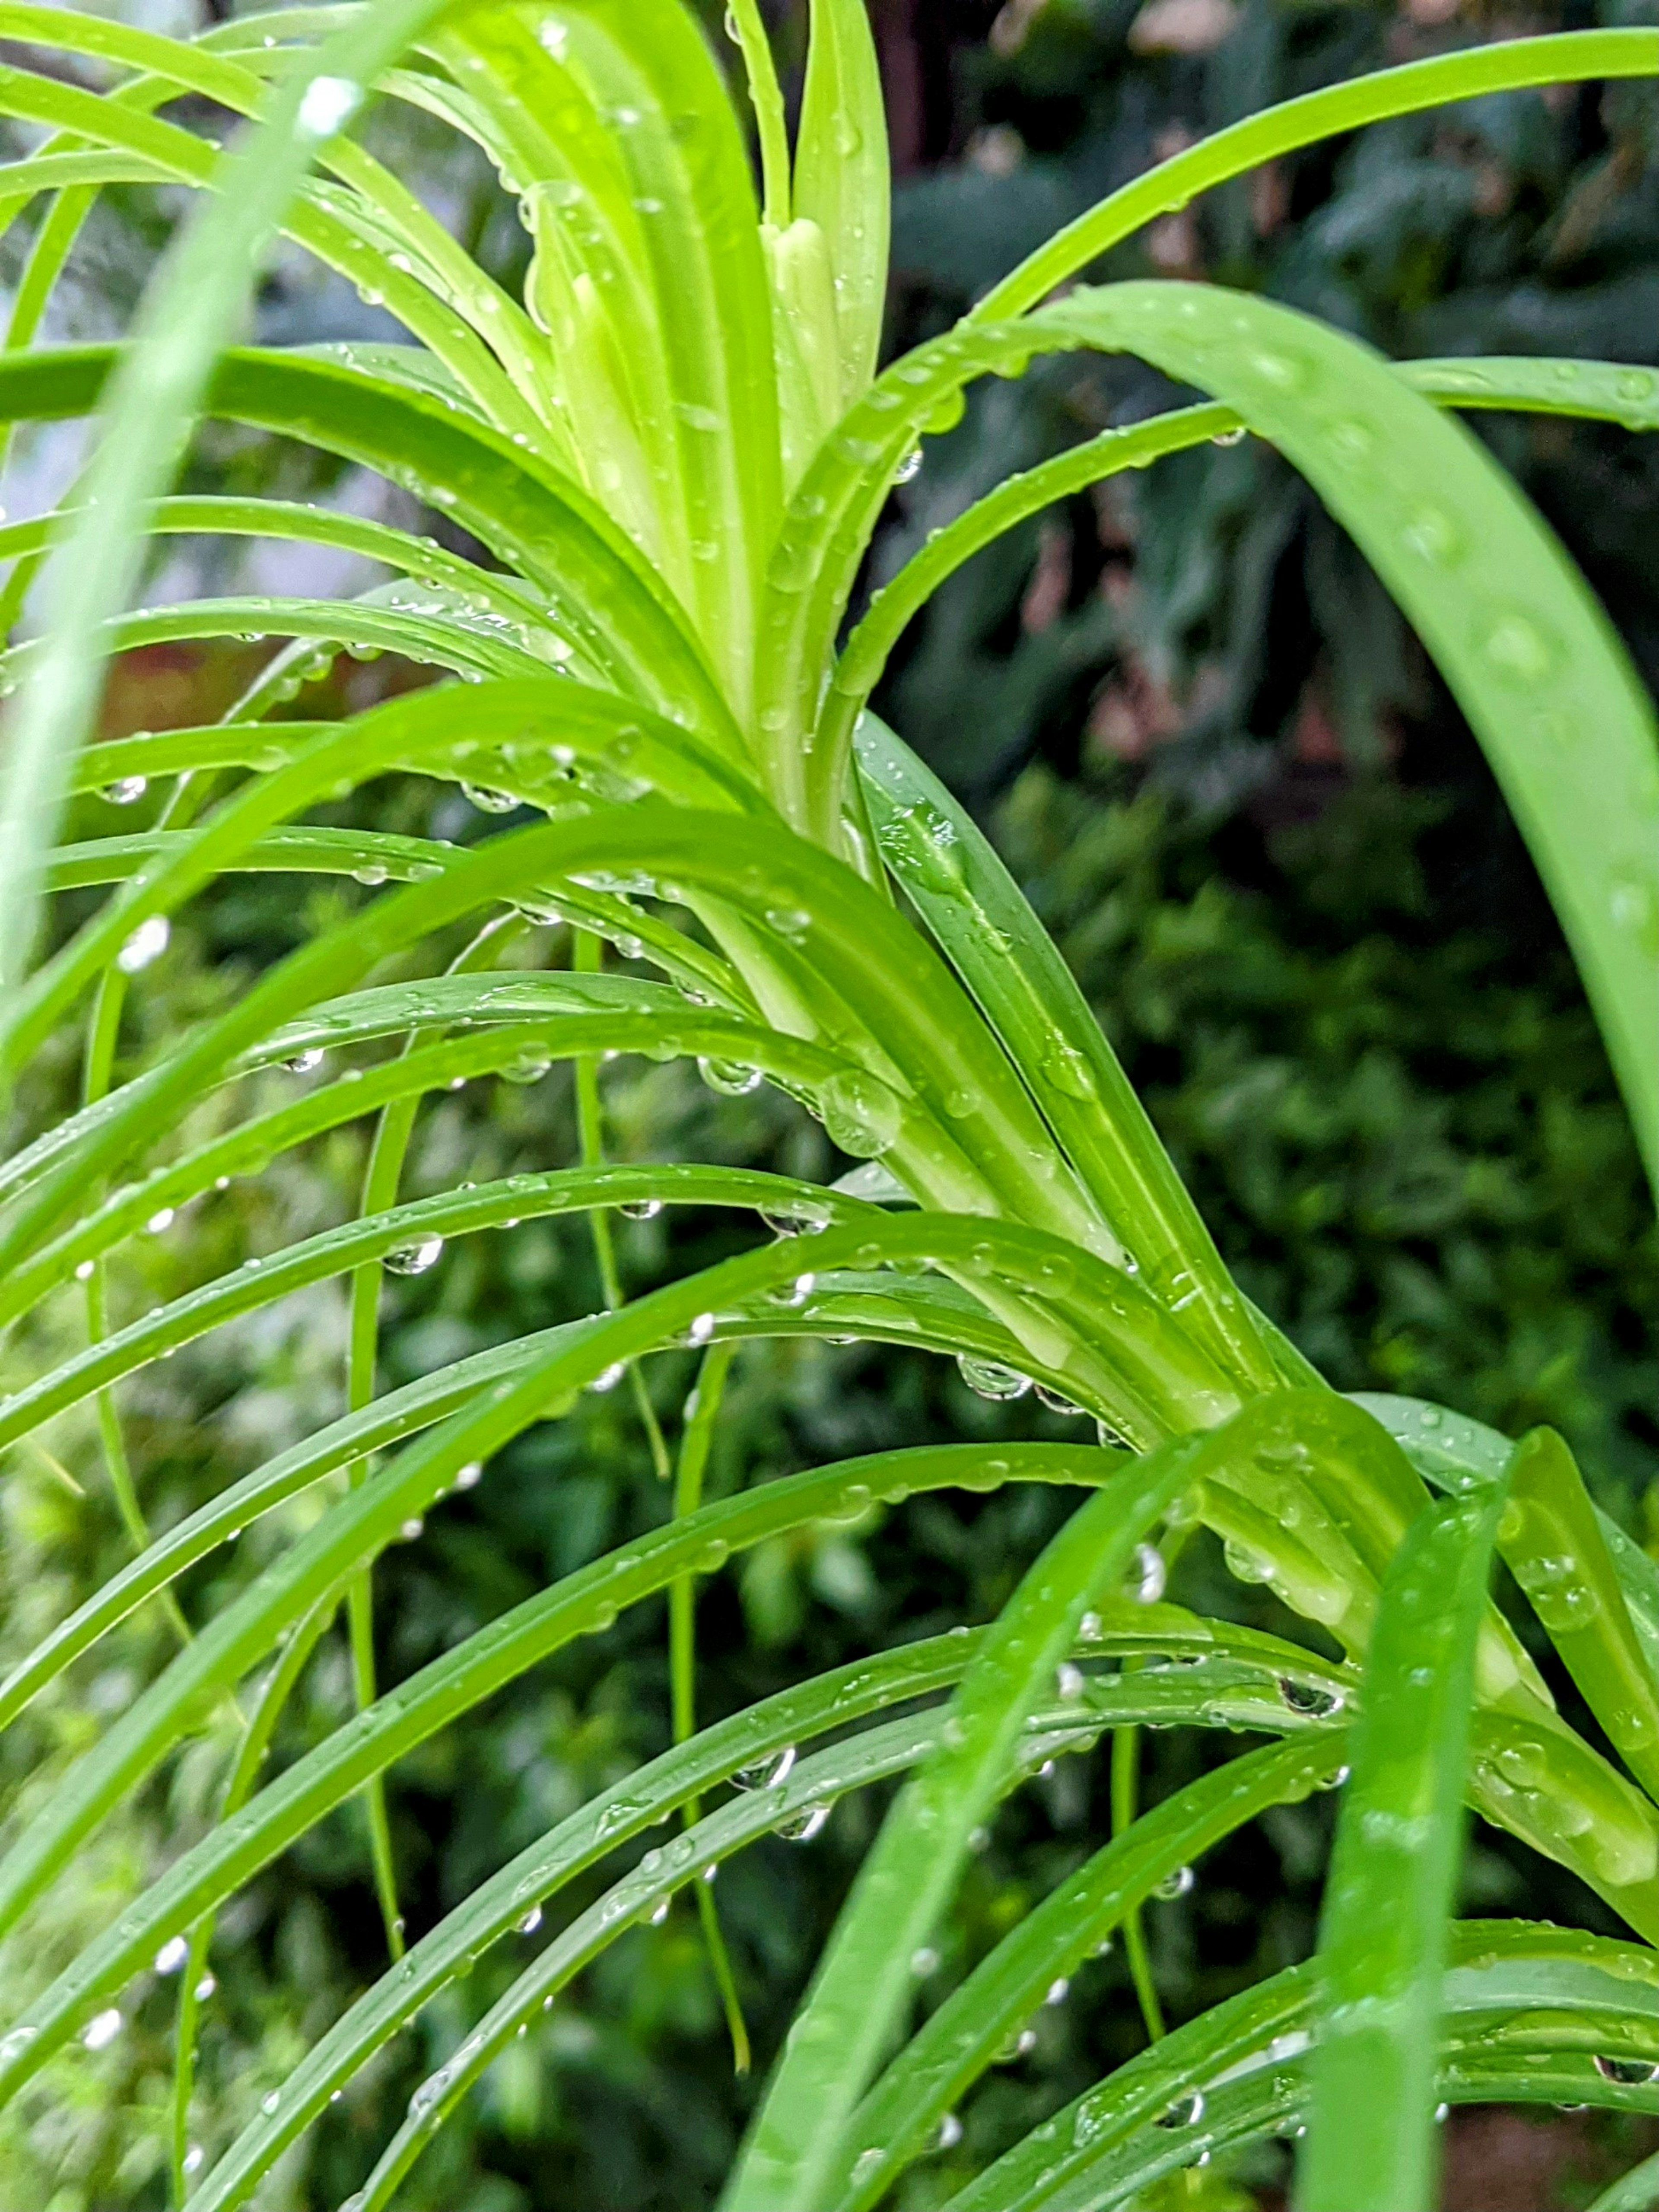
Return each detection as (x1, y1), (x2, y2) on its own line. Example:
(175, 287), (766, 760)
(456, 1461), (483, 1490)
(698, 1055), (763, 1097)
(1211, 426), (1246, 447)
(400, 1516), (424, 1541)
(82, 2008), (122, 2051)
(1045, 1977), (1069, 2005)
(183, 2145), (204, 2174)
(935, 2110), (962, 2149)
(1127, 1542), (1166, 1605)
(1401, 503), (1464, 566)
(117, 914), (170, 974)
(146, 1206), (175, 1234)
(501, 1050), (551, 1084)
(155, 1936), (188, 1974)
(589, 1362), (626, 1393)
(194, 1974), (216, 2001)
(734, 1746), (796, 1791)
(778, 1802), (832, 1842)
(1055, 1661), (1086, 1701)
(895, 443), (923, 484)
(283, 1046), (325, 1073)
(385, 1234), (445, 1276)
(956, 1354), (1030, 1401)
(261, 2089), (280, 2114)
(296, 73), (361, 139)
(461, 782), (518, 813)
(767, 1271), (816, 1308)
(0, 2026), (36, 2065)
(684, 1312), (715, 1348)
(1223, 1540), (1272, 1586)
(760, 1200), (831, 1238)
(74, 1258), (95, 1281)
(102, 775), (148, 805)
(1153, 1865), (1194, 1901)
(1034, 1383), (1087, 1417)
(1512, 1553), (1601, 1633)
(620, 1198), (662, 1220)
(1156, 2089), (1205, 2128)
(1480, 610), (1557, 685)
(1278, 1676), (1343, 1718)
(817, 1069), (902, 1158)
(910, 1946), (940, 1977)
(516, 1906), (543, 1934)
(1594, 2054), (1659, 2084)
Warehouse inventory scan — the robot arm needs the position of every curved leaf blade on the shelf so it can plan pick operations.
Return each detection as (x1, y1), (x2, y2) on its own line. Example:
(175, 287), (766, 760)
(1297, 1477), (1513, 2211)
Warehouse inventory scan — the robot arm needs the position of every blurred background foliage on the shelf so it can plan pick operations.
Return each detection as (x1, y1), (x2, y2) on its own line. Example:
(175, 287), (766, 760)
(0, 0), (1656, 2204)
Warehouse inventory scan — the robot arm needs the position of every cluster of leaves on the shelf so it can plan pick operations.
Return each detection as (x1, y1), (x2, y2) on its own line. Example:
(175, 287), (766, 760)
(0, 4), (1654, 2212)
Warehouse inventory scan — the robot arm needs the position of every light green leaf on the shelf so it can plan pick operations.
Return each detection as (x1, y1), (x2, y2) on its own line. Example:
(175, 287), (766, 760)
(725, 1429), (1211, 2210)
(795, 0), (890, 410)
(0, 0), (465, 987)
(974, 31), (1659, 320)
(1298, 1479), (1512, 2211)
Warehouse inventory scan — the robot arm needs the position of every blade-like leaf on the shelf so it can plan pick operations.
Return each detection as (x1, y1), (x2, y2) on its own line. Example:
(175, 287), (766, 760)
(1031, 283), (1659, 1193)
(855, 711), (1278, 1393)
(974, 31), (1659, 321)
(725, 1423), (1228, 2210)
(1297, 1478), (1513, 2211)
(824, 1732), (1350, 2212)
(794, 0), (890, 410)
(0, 0), (458, 986)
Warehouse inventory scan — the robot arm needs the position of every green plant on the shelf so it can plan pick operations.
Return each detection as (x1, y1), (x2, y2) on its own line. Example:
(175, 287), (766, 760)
(0, 5), (1657, 2209)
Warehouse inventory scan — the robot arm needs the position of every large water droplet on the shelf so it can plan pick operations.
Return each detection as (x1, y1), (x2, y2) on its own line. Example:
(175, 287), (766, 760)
(385, 1234), (445, 1276)
(1480, 610), (1557, 685)
(102, 775), (148, 805)
(957, 1354), (1030, 1401)
(82, 2008), (122, 2051)
(1153, 1864), (1194, 1901)
(777, 1801), (832, 1842)
(817, 1069), (902, 1158)
(1127, 1542), (1166, 1605)
(1156, 2089), (1205, 2128)
(734, 1746), (796, 1791)
(461, 782), (518, 813)
(1278, 1675), (1343, 1718)
(117, 914), (170, 974)
(698, 1055), (763, 1097)
(1594, 2054), (1659, 2085)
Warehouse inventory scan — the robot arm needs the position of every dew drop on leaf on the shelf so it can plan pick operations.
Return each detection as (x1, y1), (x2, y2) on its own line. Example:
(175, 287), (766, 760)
(1153, 1864), (1195, 1901)
(1156, 2089), (1205, 2129)
(385, 1234), (444, 1276)
(1126, 1542), (1166, 1605)
(777, 1801), (832, 1842)
(1594, 2054), (1659, 2084)
(734, 1746), (795, 1791)
(461, 782), (518, 813)
(698, 1055), (763, 1096)
(1277, 1676), (1343, 1718)
(956, 1354), (1030, 1401)
(620, 1197), (662, 1220)
(82, 2008), (122, 2051)
(117, 915), (170, 974)
(102, 775), (148, 804)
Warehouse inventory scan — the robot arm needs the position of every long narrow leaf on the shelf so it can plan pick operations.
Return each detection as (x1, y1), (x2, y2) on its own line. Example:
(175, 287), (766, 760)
(1297, 1478), (1513, 2211)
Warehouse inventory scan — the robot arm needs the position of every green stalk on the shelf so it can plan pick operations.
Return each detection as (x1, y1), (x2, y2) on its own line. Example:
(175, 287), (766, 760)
(572, 928), (671, 1479)
(671, 1339), (749, 2073)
